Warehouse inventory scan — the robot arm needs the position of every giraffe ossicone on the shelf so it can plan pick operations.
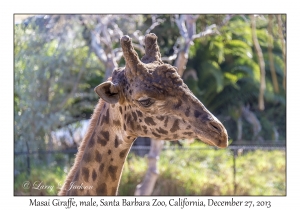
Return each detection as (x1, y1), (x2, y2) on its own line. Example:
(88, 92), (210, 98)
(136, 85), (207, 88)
(59, 33), (228, 196)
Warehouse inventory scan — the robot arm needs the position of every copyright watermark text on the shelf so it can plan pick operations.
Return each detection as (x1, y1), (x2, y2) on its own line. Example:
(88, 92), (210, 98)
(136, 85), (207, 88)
(22, 181), (93, 192)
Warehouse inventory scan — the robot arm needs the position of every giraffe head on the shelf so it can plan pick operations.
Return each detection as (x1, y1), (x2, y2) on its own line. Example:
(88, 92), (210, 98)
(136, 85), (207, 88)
(94, 33), (228, 148)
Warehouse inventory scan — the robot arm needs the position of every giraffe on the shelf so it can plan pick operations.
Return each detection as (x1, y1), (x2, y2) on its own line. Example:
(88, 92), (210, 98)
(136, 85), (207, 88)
(58, 33), (228, 196)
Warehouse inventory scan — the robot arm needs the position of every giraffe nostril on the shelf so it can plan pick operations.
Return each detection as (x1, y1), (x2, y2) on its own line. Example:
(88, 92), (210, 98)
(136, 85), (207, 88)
(209, 121), (222, 134)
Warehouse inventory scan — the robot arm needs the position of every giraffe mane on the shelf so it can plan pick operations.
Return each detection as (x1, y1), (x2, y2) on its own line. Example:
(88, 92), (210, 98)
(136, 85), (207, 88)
(58, 80), (109, 195)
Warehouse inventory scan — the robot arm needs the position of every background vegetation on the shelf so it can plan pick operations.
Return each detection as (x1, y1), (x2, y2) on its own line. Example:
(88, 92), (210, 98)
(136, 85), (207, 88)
(14, 142), (285, 196)
(14, 14), (286, 195)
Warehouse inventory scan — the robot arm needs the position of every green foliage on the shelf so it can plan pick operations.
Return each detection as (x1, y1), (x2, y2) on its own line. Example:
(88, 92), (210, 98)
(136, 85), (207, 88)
(235, 150), (285, 195)
(119, 146), (285, 195)
(14, 16), (104, 155)
(14, 146), (285, 196)
(14, 166), (66, 195)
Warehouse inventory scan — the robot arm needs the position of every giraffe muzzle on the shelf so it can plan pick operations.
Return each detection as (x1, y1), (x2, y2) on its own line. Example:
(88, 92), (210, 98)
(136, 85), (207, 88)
(192, 118), (228, 148)
(209, 120), (228, 148)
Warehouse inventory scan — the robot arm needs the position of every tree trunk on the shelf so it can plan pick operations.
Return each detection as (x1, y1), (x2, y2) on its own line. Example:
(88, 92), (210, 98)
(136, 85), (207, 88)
(104, 56), (118, 80)
(276, 15), (286, 90)
(267, 15), (279, 93)
(175, 50), (189, 76)
(237, 117), (243, 141)
(251, 15), (266, 111)
(241, 106), (262, 141)
(134, 139), (164, 195)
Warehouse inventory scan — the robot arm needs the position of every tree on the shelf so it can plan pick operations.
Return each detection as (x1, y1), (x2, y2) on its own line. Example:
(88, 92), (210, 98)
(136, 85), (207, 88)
(14, 15), (104, 173)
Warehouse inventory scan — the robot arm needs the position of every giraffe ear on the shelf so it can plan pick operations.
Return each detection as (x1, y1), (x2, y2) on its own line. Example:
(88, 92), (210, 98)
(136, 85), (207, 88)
(94, 81), (119, 104)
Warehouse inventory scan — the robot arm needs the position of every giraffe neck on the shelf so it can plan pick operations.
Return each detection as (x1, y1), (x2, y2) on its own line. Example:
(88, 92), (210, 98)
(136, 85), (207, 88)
(62, 102), (134, 196)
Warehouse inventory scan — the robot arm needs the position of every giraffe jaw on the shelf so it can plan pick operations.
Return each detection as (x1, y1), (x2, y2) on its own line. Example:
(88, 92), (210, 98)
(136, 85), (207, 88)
(197, 136), (228, 148)
(194, 127), (228, 148)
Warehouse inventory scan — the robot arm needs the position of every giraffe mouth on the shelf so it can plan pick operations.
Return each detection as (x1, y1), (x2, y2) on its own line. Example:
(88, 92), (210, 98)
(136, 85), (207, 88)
(196, 136), (228, 148)
(194, 128), (228, 148)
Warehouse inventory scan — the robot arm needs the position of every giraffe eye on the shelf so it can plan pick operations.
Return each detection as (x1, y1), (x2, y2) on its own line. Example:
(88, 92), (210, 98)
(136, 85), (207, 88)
(138, 98), (154, 107)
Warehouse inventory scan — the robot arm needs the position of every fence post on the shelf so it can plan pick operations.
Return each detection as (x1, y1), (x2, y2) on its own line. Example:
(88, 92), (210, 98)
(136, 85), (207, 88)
(25, 141), (31, 176)
(232, 148), (237, 195)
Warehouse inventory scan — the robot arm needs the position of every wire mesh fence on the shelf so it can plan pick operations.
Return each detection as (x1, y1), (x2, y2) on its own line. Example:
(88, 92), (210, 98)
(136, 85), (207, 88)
(14, 143), (286, 195)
